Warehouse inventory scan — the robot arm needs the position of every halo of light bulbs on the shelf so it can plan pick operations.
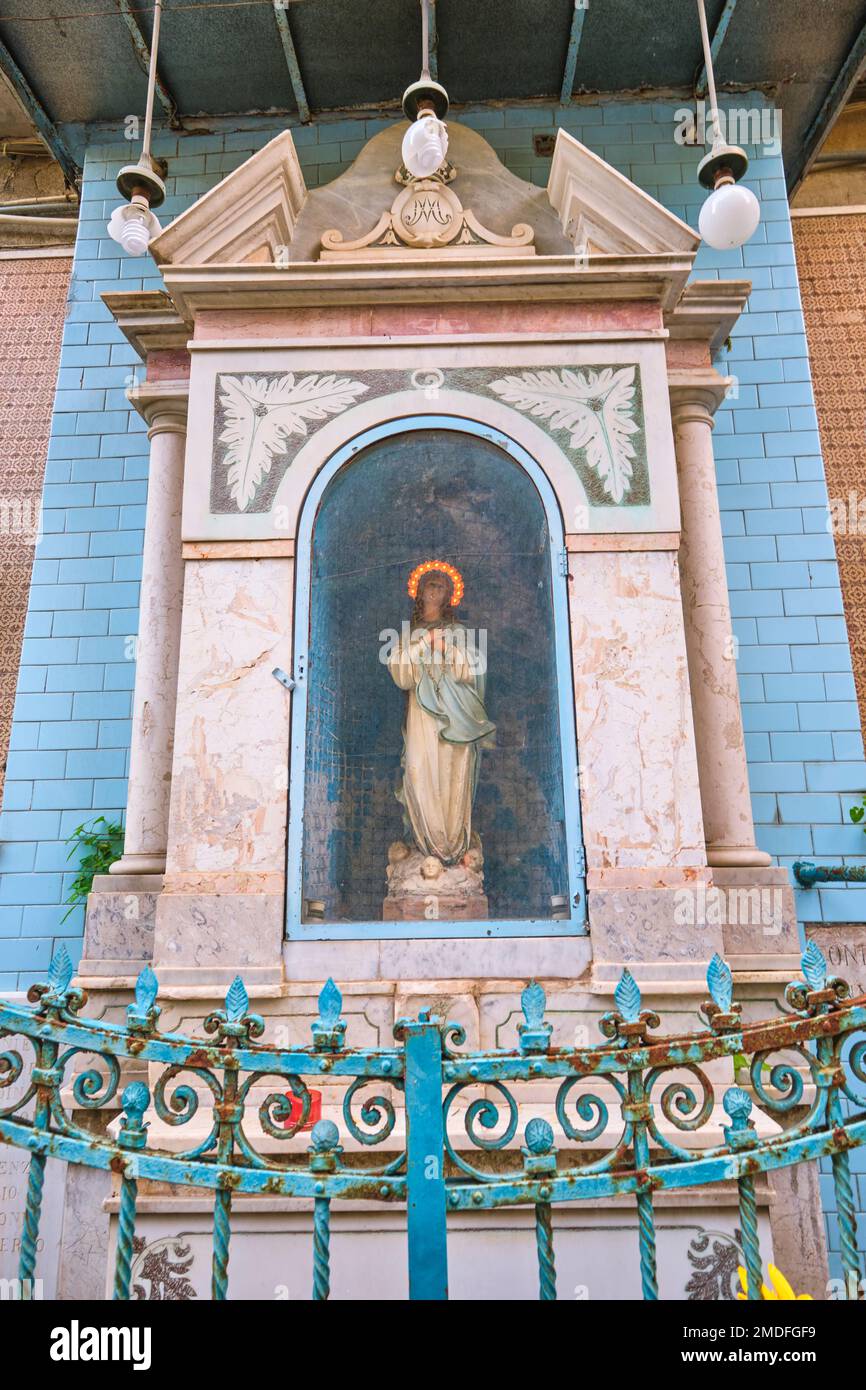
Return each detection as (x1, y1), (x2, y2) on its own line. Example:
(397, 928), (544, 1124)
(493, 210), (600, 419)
(408, 560), (464, 606)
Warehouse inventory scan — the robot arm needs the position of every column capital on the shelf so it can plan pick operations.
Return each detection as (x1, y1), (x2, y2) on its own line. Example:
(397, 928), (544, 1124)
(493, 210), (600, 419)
(668, 369), (731, 424)
(127, 380), (189, 437)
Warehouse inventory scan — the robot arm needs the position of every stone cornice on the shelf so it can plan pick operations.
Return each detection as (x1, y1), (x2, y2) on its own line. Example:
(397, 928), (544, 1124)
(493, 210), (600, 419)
(102, 290), (190, 357)
(159, 251), (695, 321)
(665, 280), (752, 357)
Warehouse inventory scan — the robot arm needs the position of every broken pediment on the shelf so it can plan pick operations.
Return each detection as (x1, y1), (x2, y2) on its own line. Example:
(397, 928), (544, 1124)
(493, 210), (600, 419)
(147, 119), (699, 274)
(149, 130), (307, 268)
(547, 128), (699, 257)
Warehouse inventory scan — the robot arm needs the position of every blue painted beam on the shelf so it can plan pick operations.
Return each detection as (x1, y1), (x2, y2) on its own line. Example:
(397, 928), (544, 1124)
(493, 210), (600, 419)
(696, 0), (740, 99)
(560, 1), (588, 104)
(794, 14), (866, 192)
(117, 0), (179, 128)
(0, 35), (79, 189)
(273, 0), (311, 124)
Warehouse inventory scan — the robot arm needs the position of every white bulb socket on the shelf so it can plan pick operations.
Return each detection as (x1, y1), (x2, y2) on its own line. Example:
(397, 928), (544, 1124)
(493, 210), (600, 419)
(401, 113), (449, 179)
(107, 193), (162, 257)
(698, 174), (761, 251)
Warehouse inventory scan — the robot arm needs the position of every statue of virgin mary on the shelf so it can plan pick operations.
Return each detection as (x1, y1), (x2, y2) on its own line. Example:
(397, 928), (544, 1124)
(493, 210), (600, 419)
(388, 561), (495, 865)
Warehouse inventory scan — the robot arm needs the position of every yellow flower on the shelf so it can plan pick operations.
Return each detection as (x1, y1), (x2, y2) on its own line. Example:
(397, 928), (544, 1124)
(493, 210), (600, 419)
(737, 1264), (813, 1300)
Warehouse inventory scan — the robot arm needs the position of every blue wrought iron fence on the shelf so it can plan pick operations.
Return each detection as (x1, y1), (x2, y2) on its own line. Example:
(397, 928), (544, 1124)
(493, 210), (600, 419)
(0, 941), (864, 1300)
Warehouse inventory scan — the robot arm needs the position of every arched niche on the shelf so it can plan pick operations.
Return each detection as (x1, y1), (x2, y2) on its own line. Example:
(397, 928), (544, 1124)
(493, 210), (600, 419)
(286, 417), (586, 939)
(263, 388), (594, 545)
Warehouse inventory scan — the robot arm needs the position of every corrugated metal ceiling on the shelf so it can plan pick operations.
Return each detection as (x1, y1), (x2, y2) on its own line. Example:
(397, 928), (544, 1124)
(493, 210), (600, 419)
(0, 0), (863, 183)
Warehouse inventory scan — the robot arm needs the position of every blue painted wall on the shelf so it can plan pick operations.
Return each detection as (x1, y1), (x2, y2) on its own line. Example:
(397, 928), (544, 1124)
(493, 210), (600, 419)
(0, 93), (863, 992)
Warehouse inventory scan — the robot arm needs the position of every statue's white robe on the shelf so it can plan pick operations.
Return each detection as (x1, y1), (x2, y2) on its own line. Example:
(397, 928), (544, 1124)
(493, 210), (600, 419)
(388, 624), (495, 864)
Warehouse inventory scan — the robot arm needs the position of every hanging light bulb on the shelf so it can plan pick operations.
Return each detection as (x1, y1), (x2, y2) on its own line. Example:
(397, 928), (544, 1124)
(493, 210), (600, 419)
(400, 0), (450, 180)
(106, 0), (167, 256)
(401, 110), (449, 179)
(694, 0), (761, 251)
(698, 171), (761, 251)
(107, 191), (163, 258)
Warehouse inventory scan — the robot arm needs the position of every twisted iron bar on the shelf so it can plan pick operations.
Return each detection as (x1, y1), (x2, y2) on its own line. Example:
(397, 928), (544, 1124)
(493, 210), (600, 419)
(737, 1175), (762, 1301)
(534, 1202), (556, 1300)
(636, 1192), (658, 1301)
(312, 1197), (331, 1300)
(17, 1151), (45, 1287)
(211, 1188), (232, 1301)
(114, 1176), (138, 1301)
(831, 1150), (862, 1295)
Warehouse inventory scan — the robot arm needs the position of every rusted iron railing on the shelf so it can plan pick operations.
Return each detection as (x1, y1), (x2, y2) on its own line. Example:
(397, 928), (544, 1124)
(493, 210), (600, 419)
(794, 860), (866, 887)
(0, 941), (864, 1300)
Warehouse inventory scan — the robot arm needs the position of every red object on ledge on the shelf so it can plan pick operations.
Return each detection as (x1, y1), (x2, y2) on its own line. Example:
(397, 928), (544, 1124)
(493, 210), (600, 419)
(282, 1088), (322, 1130)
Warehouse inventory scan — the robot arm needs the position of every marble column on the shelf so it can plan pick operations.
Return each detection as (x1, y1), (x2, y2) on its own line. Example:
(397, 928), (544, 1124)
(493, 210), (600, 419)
(670, 378), (771, 869)
(109, 382), (188, 878)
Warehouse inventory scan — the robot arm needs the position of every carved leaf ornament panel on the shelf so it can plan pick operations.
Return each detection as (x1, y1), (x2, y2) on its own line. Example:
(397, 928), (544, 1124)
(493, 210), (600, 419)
(210, 366), (648, 514)
(218, 373), (370, 510)
(488, 366), (639, 504)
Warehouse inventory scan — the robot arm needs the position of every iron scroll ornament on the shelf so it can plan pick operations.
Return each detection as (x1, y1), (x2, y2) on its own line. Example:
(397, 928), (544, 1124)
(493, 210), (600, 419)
(1, 942), (865, 1300)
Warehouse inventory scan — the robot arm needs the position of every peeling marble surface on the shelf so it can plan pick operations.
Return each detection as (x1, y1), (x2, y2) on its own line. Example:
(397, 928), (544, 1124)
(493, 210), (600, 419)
(569, 549), (706, 870)
(56, 1165), (110, 1302)
(165, 557), (293, 877)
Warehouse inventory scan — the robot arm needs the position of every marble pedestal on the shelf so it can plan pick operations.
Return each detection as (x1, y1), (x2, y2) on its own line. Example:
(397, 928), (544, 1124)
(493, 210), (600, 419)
(77, 874), (161, 984)
(382, 895), (489, 921)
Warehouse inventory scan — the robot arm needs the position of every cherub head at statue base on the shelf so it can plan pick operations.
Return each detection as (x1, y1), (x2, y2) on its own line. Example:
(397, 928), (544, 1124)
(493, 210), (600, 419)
(384, 836), (484, 900)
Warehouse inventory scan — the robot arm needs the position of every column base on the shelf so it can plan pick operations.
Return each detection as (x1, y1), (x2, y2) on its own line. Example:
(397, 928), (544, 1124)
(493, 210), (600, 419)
(109, 852), (167, 876)
(706, 843), (772, 869)
(153, 890), (286, 989)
